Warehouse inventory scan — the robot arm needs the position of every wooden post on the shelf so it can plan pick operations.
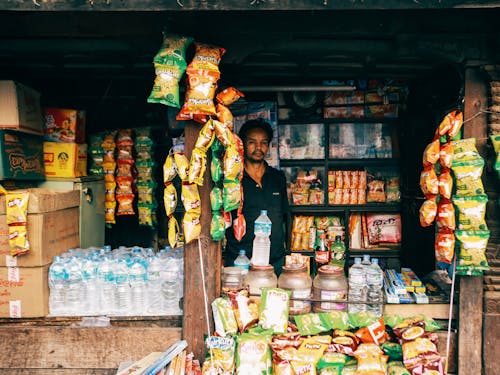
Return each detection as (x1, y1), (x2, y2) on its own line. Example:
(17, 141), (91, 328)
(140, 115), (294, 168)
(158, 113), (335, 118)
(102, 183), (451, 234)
(182, 122), (221, 360)
(460, 66), (487, 375)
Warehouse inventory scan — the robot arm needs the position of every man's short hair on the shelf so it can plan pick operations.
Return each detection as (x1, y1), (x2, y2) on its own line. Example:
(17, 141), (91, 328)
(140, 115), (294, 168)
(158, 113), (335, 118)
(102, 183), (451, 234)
(238, 118), (273, 143)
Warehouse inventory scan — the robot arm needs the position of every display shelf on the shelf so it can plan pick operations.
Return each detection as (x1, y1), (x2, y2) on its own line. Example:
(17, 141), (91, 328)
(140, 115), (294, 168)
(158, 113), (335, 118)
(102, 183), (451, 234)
(326, 158), (400, 167)
(347, 203), (401, 212)
(290, 203), (401, 213)
(349, 249), (400, 257)
(280, 118), (399, 125)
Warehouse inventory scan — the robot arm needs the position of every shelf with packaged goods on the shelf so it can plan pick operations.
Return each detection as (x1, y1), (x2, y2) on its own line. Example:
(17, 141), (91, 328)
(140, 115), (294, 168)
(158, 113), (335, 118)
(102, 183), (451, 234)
(349, 249), (400, 258)
(289, 203), (401, 214)
(279, 118), (399, 125)
(280, 158), (400, 167)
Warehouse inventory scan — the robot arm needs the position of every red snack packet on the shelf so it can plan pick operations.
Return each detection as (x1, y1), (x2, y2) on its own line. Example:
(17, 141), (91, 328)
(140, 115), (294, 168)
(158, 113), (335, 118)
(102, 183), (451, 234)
(216, 87), (245, 106)
(436, 198), (455, 230)
(435, 228), (455, 264)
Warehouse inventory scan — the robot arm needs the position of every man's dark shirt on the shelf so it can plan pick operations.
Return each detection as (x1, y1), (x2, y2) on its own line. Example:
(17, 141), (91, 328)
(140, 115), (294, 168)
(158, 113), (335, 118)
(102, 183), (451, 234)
(225, 164), (289, 270)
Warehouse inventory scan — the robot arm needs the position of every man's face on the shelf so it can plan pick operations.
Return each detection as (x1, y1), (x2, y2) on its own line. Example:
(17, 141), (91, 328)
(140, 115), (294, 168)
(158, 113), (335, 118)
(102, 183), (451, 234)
(244, 128), (270, 163)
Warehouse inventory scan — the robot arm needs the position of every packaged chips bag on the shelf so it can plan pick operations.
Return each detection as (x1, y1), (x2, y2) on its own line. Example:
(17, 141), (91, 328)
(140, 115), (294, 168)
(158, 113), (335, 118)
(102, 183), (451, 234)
(181, 182), (201, 214)
(422, 138), (440, 166)
(452, 194), (488, 231)
(259, 288), (291, 334)
(212, 297), (238, 337)
(439, 141), (453, 169)
(438, 168), (453, 199)
(183, 211), (201, 244)
(210, 211), (226, 242)
(164, 182), (178, 217)
(153, 33), (193, 66)
(187, 43), (226, 76)
(436, 198), (455, 230)
(188, 147), (208, 186)
(223, 179), (241, 212)
(168, 216), (180, 248)
(452, 138), (480, 162)
(451, 157), (485, 196)
(236, 331), (272, 375)
(195, 119), (216, 151)
(419, 196), (437, 227)
(419, 165), (438, 196)
(455, 229), (490, 275)
(352, 343), (387, 375)
(202, 335), (236, 375)
(6, 191), (30, 256)
(178, 72), (218, 117)
(217, 103), (234, 131)
(437, 110), (463, 138)
(435, 228), (455, 264)
(216, 87), (245, 106)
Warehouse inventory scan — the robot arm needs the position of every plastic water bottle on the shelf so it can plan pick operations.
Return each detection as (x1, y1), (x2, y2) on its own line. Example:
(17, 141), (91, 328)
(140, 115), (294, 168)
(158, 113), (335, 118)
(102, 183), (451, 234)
(366, 258), (384, 317)
(129, 258), (147, 315)
(361, 254), (371, 268)
(147, 255), (164, 315)
(114, 258), (131, 316)
(48, 256), (67, 316)
(97, 255), (116, 315)
(234, 250), (251, 276)
(348, 257), (367, 313)
(81, 255), (100, 315)
(65, 256), (84, 315)
(162, 255), (181, 315)
(252, 210), (272, 266)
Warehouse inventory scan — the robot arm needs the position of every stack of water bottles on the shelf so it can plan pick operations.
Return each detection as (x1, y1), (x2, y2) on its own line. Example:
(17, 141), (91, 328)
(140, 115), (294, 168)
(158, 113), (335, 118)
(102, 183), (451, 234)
(48, 245), (184, 317)
(348, 254), (384, 317)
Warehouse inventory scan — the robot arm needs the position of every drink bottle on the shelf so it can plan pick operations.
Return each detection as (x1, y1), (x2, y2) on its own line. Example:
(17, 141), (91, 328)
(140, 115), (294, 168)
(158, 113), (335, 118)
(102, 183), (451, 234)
(252, 210), (272, 266)
(234, 250), (251, 276)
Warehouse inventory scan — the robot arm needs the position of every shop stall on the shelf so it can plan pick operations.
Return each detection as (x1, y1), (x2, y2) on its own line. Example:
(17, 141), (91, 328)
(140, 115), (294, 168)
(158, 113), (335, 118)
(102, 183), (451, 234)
(0, 2), (499, 374)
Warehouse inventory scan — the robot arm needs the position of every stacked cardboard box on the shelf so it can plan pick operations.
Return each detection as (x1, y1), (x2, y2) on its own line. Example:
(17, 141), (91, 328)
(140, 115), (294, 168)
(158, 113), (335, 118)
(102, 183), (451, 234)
(0, 189), (80, 317)
(43, 108), (87, 178)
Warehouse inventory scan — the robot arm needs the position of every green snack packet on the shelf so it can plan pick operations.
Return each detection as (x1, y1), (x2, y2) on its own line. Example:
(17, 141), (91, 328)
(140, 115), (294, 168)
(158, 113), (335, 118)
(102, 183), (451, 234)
(236, 331), (272, 375)
(420, 315), (442, 332)
(153, 34), (193, 67)
(259, 288), (291, 334)
(223, 179), (241, 212)
(320, 311), (351, 331)
(295, 313), (330, 336)
(210, 211), (226, 241)
(317, 352), (347, 375)
(387, 360), (411, 375)
(210, 187), (223, 211)
(382, 342), (403, 361)
(452, 138), (480, 161)
(212, 297), (238, 337)
(451, 157), (485, 196)
(455, 229), (490, 275)
(452, 195), (488, 231)
(211, 155), (224, 184)
(202, 335), (236, 375)
(383, 314), (404, 328)
(348, 311), (378, 328)
(147, 63), (183, 108)
(341, 365), (357, 375)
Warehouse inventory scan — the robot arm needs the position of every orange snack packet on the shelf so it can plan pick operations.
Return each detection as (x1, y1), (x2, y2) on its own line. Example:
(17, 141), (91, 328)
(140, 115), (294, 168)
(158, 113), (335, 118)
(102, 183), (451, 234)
(439, 141), (453, 169)
(438, 168), (453, 199)
(419, 165), (438, 196)
(422, 138), (440, 166)
(437, 198), (455, 230)
(216, 87), (245, 106)
(187, 43), (225, 76)
(435, 228), (455, 264)
(419, 196), (437, 227)
(177, 71), (218, 117)
(216, 103), (234, 131)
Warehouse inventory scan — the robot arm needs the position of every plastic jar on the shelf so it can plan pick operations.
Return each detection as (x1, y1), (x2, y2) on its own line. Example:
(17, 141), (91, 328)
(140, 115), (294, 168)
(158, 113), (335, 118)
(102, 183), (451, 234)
(222, 267), (243, 291)
(278, 264), (312, 315)
(313, 265), (348, 312)
(244, 264), (278, 296)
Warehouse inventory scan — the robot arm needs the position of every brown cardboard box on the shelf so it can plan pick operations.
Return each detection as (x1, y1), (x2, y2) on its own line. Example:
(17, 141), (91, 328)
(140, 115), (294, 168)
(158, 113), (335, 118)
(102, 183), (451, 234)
(0, 81), (43, 135)
(0, 188), (79, 214)
(0, 264), (49, 317)
(0, 207), (79, 267)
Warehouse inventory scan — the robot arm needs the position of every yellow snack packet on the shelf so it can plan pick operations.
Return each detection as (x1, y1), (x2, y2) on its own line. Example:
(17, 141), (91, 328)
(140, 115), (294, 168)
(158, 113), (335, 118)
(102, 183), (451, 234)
(168, 216), (180, 249)
(452, 138), (480, 162)
(188, 147), (207, 186)
(194, 119), (216, 151)
(163, 182), (178, 217)
(9, 225), (30, 257)
(183, 211), (201, 244)
(181, 182), (201, 214)
(0, 184), (7, 195)
(213, 119), (235, 147)
(452, 195), (488, 231)
(173, 152), (190, 181)
(6, 192), (29, 225)
(163, 154), (177, 183)
(223, 144), (243, 181)
(105, 200), (116, 225)
(298, 335), (332, 364)
(451, 157), (485, 196)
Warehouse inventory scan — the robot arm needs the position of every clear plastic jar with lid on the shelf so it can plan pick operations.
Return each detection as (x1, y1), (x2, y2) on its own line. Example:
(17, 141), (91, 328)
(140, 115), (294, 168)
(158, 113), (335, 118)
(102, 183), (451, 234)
(244, 264), (278, 296)
(313, 264), (348, 312)
(222, 267), (243, 291)
(278, 264), (312, 315)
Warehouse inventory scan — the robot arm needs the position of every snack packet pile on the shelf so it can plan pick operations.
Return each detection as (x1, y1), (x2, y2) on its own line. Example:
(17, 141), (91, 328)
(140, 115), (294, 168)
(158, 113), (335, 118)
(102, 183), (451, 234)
(115, 129), (136, 216)
(89, 132), (105, 176)
(102, 131), (117, 226)
(135, 127), (158, 227)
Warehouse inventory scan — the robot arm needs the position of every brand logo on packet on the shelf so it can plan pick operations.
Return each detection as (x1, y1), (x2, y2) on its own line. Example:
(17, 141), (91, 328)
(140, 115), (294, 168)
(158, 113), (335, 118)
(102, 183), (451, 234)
(9, 153), (41, 172)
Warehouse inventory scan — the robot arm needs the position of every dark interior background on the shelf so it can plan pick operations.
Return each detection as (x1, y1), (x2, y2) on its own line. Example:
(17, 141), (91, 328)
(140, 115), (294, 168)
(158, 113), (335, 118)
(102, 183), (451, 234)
(0, 8), (497, 274)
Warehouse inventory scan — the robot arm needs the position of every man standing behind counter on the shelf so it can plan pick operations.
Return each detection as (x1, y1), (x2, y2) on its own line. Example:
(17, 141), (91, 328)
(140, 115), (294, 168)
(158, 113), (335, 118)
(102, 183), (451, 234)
(224, 118), (289, 276)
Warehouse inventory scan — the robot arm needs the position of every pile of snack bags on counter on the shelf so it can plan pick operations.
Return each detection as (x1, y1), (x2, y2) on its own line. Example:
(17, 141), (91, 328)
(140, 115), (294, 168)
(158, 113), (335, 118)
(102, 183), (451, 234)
(147, 34), (249, 247)
(419, 110), (490, 276)
(89, 128), (158, 228)
(290, 215), (344, 252)
(204, 287), (446, 375)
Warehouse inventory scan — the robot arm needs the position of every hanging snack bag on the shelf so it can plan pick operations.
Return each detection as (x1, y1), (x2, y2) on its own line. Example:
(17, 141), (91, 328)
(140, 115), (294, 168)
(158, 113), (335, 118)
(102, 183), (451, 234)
(217, 103), (234, 131)
(187, 43), (225, 75)
(211, 154), (224, 185)
(210, 211), (226, 241)
(435, 228), (455, 264)
(6, 191), (30, 257)
(189, 147), (208, 186)
(168, 216), (180, 248)
(452, 195), (488, 231)
(439, 141), (453, 169)
(177, 70), (219, 118)
(202, 335), (236, 375)
(419, 165), (438, 196)
(437, 110), (463, 138)
(259, 288), (291, 334)
(419, 196), (437, 227)
(153, 33), (193, 66)
(164, 182), (178, 217)
(181, 182), (201, 214)
(138, 204), (155, 227)
(451, 157), (485, 196)
(214, 119), (235, 148)
(452, 138), (480, 162)
(163, 154), (177, 183)
(89, 132), (105, 175)
(105, 201), (117, 225)
(173, 151), (190, 181)
(223, 179), (241, 212)
(183, 211), (201, 244)
(455, 229), (490, 275)
(224, 144), (243, 181)
(195, 120), (216, 151)
(233, 209), (247, 242)
(216, 87), (245, 106)
(235, 331), (272, 375)
(436, 198), (455, 230)
(210, 187), (223, 211)
(422, 138), (440, 166)
(438, 168), (453, 199)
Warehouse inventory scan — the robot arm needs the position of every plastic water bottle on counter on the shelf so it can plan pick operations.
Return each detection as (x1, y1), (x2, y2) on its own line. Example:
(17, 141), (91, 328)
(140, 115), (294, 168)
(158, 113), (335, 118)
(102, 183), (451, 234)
(147, 255), (164, 315)
(114, 258), (131, 316)
(348, 257), (367, 314)
(97, 255), (116, 315)
(234, 250), (251, 276)
(252, 210), (272, 266)
(366, 258), (384, 317)
(81, 255), (100, 315)
(65, 256), (84, 315)
(129, 258), (147, 315)
(48, 255), (67, 316)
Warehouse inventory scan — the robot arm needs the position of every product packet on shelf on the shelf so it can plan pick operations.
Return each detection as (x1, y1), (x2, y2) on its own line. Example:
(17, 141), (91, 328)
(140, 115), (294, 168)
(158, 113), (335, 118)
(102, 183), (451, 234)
(201, 335), (236, 375)
(235, 331), (272, 375)
(258, 288), (291, 334)
(6, 191), (30, 256)
(212, 297), (238, 337)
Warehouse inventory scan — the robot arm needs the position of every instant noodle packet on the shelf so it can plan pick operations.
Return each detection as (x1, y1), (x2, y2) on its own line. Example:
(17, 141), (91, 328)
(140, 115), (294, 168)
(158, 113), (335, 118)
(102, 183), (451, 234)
(451, 157), (485, 196)
(419, 197), (437, 227)
(259, 288), (291, 334)
(455, 229), (490, 275)
(216, 87), (245, 106)
(452, 194), (488, 230)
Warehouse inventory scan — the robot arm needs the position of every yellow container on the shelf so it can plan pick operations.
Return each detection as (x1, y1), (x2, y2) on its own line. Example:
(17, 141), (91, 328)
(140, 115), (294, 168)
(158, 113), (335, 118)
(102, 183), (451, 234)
(43, 142), (87, 178)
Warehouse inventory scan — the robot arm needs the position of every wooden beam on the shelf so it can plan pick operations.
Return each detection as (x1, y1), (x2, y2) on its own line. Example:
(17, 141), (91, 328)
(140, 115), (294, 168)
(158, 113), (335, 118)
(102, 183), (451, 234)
(2, 0), (500, 12)
(182, 122), (221, 360)
(460, 66), (487, 375)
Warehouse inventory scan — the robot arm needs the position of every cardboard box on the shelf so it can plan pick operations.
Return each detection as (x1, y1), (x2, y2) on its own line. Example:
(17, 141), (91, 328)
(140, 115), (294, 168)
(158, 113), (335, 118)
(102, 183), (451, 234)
(0, 264), (49, 317)
(0, 188), (79, 214)
(0, 207), (79, 267)
(0, 81), (43, 135)
(0, 130), (45, 180)
(44, 142), (88, 178)
(43, 108), (86, 143)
